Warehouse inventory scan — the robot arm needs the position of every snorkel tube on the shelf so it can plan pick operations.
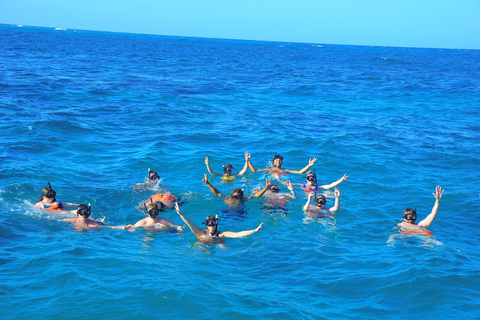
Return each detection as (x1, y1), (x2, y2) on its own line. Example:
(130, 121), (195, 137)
(43, 182), (57, 199)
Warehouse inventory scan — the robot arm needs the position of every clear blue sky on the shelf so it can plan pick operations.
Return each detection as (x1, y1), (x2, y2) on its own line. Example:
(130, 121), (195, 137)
(1, 0), (479, 49)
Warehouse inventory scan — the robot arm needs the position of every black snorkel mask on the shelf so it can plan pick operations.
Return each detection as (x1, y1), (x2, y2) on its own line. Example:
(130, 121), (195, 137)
(404, 209), (417, 222)
(315, 195), (327, 206)
(203, 215), (218, 228)
(77, 204), (91, 217)
(144, 200), (163, 218)
(148, 168), (160, 182)
(223, 164), (234, 174)
(306, 170), (317, 183)
(43, 182), (57, 199)
(269, 184), (281, 193)
(273, 153), (283, 163)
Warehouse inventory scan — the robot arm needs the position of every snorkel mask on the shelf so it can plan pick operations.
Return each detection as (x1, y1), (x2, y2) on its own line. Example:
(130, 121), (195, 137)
(231, 188), (244, 199)
(144, 200), (164, 218)
(148, 168), (160, 182)
(403, 208), (417, 223)
(41, 182), (57, 199)
(273, 153), (283, 165)
(315, 195), (327, 206)
(203, 215), (219, 235)
(269, 184), (281, 193)
(306, 170), (317, 183)
(223, 164), (234, 174)
(77, 204), (91, 217)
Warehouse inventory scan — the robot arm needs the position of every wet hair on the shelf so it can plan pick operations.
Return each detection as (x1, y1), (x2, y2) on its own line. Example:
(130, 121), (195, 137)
(269, 184), (281, 193)
(145, 201), (165, 218)
(39, 182), (56, 201)
(223, 164), (234, 174)
(272, 153), (283, 164)
(148, 170), (160, 181)
(231, 188), (244, 198)
(76, 204), (91, 217)
(403, 208), (417, 222)
(315, 195), (327, 206)
(204, 215), (219, 235)
(306, 171), (317, 182)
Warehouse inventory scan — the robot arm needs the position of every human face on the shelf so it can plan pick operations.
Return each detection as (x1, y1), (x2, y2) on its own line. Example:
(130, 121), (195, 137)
(273, 158), (283, 167)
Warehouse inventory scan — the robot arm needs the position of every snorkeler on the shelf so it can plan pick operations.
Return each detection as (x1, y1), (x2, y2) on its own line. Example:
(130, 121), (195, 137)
(205, 152), (250, 181)
(260, 181), (296, 212)
(202, 173), (271, 205)
(174, 202), (264, 242)
(34, 182), (78, 212)
(276, 170), (348, 193)
(135, 191), (178, 212)
(387, 186), (445, 246)
(399, 185), (444, 229)
(302, 189), (340, 217)
(132, 168), (161, 193)
(55, 204), (131, 229)
(130, 201), (185, 232)
(248, 153), (317, 175)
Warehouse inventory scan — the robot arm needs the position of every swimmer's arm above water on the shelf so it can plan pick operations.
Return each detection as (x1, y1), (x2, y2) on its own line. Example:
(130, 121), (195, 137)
(417, 186), (444, 228)
(329, 188), (340, 213)
(219, 222), (264, 238)
(205, 156), (222, 176)
(251, 179), (271, 198)
(247, 155), (268, 172)
(318, 174), (349, 189)
(303, 192), (315, 211)
(284, 157), (317, 174)
(203, 174), (225, 197)
(235, 152), (250, 176)
(174, 203), (204, 237)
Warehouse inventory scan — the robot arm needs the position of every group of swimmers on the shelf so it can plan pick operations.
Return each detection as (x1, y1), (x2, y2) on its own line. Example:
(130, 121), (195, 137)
(34, 152), (445, 243)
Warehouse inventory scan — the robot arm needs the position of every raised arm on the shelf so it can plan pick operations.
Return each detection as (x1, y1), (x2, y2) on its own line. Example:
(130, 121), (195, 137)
(287, 181), (296, 198)
(252, 179), (271, 198)
(319, 174), (348, 190)
(205, 156), (221, 176)
(303, 192), (315, 211)
(329, 188), (340, 213)
(285, 157), (317, 174)
(220, 222), (264, 238)
(174, 203), (204, 237)
(417, 186), (444, 228)
(235, 152), (250, 176)
(203, 173), (224, 197)
(247, 154), (268, 172)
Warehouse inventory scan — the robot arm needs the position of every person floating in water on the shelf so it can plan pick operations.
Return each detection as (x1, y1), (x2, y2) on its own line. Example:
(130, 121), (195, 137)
(205, 152), (251, 181)
(34, 182), (78, 212)
(276, 170), (348, 193)
(174, 202), (264, 243)
(132, 168), (161, 193)
(202, 173), (271, 206)
(136, 190), (179, 211)
(54, 204), (130, 230)
(302, 189), (340, 218)
(248, 153), (317, 175)
(387, 186), (445, 245)
(260, 181), (296, 211)
(130, 201), (185, 232)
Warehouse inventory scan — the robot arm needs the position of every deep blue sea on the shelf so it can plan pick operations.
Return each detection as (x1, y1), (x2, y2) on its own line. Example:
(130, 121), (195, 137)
(1, 24), (480, 319)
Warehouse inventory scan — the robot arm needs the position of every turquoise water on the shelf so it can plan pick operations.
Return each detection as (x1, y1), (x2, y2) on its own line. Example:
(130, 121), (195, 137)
(1, 24), (480, 319)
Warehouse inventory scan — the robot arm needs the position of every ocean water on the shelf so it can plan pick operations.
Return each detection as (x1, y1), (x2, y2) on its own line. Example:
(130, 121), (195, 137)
(1, 24), (480, 319)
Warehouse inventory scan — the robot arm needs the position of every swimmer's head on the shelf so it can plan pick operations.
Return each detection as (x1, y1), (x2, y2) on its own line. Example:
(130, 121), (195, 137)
(41, 182), (56, 200)
(273, 153), (283, 167)
(306, 171), (317, 183)
(403, 208), (417, 224)
(145, 201), (165, 218)
(315, 195), (327, 207)
(203, 215), (218, 235)
(223, 164), (234, 174)
(231, 188), (244, 199)
(76, 204), (91, 217)
(148, 169), (160, 182)
(269, 184), (281, 193)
